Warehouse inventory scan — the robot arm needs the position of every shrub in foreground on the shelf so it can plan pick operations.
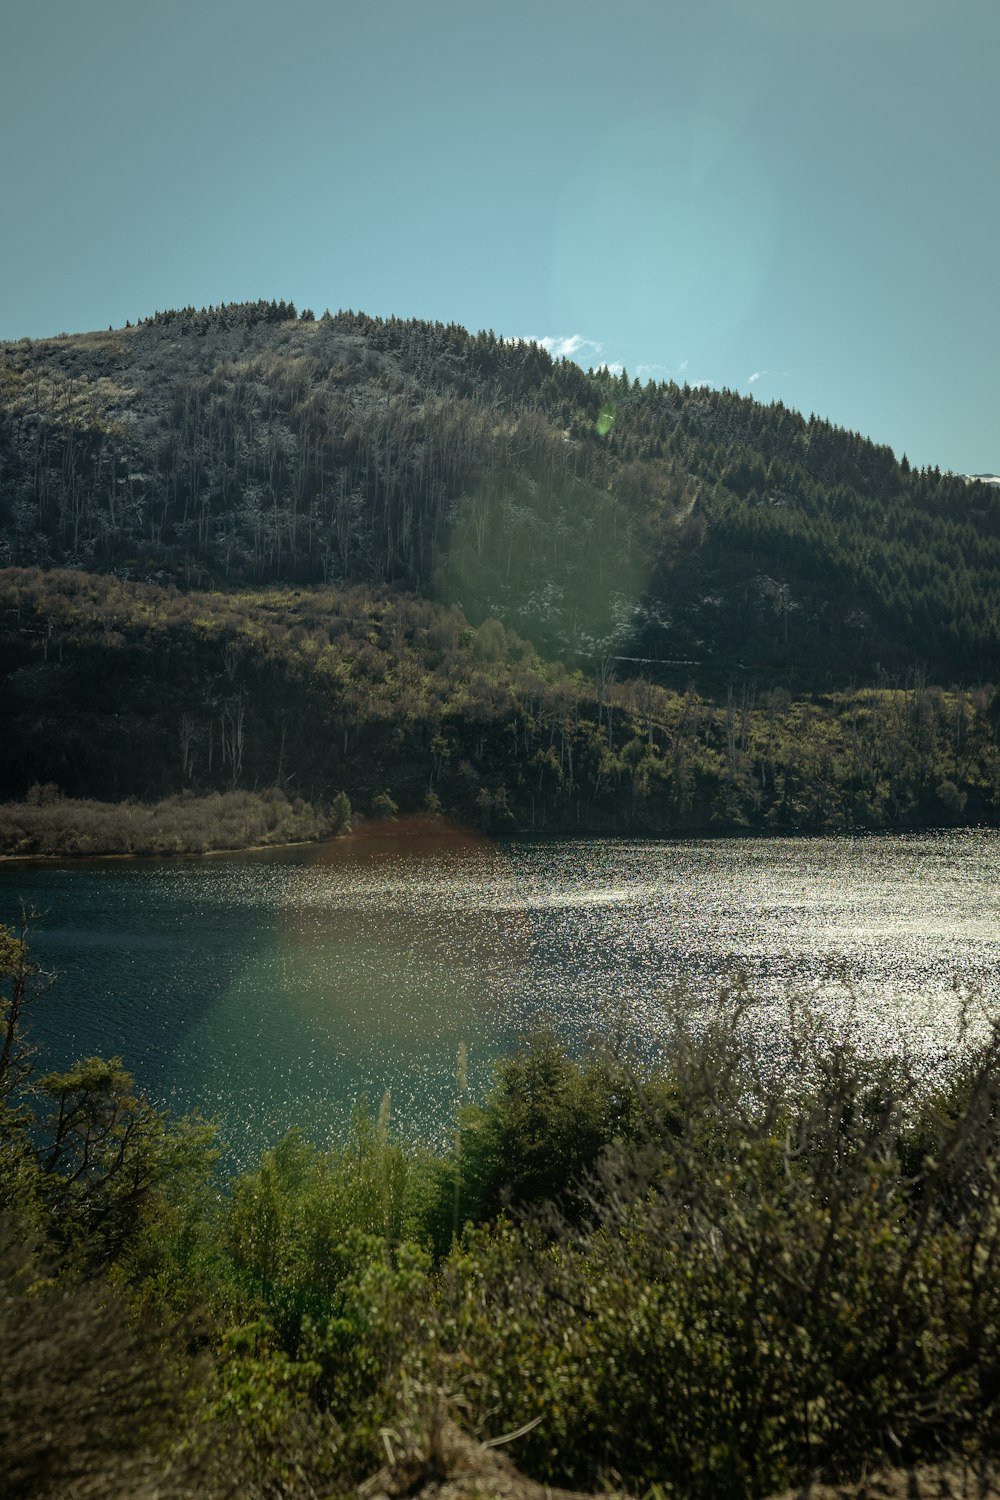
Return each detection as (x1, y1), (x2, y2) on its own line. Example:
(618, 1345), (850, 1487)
(437, 1003), (1000, 1496)
(5, 914), (1000, 1497)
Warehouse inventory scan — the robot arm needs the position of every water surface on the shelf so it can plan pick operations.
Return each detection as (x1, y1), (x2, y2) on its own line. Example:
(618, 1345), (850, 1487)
(2, 825), (997, 1165)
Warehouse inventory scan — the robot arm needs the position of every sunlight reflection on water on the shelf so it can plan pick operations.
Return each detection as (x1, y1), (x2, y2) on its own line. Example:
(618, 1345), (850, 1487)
(2, 825), (998, 1165)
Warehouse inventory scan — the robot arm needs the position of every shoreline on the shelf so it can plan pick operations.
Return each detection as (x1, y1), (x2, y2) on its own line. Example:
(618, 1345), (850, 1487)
(0, 834), (328, 866)
(0, 816), (994, 865)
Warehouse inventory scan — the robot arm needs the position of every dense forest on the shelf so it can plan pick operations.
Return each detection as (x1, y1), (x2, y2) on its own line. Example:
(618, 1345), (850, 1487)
(0, 567), (998, 849)
(1, 303), (998, 689)
(0, 303), (998, 844)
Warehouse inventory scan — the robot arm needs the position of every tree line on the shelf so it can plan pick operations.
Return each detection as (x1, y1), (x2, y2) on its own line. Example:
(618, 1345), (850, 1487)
(1, 567), (998, 844)
(1, 307), (998, 685)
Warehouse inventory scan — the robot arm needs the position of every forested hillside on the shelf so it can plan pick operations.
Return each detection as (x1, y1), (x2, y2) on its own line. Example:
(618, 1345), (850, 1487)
(1, 568), (998, 842)
(2, 303), (998, 688)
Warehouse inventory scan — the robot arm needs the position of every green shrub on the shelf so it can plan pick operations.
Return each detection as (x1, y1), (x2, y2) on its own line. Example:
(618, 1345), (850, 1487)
(420, 1029), (684, 1252)
(7, 916), (1000, 1499)
(436, 1005), (1000, 1497)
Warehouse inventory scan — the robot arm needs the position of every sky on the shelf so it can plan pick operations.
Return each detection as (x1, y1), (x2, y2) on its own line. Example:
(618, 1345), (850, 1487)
(1, 0), (997, 474)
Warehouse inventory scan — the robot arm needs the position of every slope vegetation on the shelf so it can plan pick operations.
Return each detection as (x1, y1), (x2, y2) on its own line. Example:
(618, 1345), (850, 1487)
(2, 304), (998, 689)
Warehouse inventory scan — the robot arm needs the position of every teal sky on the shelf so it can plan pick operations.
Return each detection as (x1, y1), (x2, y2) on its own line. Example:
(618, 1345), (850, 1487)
(2, 0), (996, 473)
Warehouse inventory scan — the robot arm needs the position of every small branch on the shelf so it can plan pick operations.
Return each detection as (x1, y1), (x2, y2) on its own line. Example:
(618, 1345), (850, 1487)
(483, 1413), (544, 1449)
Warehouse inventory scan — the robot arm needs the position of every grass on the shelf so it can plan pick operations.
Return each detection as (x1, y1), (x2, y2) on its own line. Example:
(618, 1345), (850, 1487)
(0, 786), (347, 858)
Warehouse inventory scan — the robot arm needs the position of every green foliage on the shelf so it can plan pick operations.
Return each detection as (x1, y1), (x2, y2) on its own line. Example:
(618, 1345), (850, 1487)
(420, 1031), (684, 1250)
(0, 921), (218, 1267)
(369, 789), (398, 819)
(328, 788), (352, 833)
(298, 1235), (435, 1435)
(1, 568), (998, 842)
(437, 1010), (1000, 1497)
(6, 919), (1000, 1497)
(224, 1105), (417, 1310)
(37, 1056), (218, 1262)
(0, 920), (43, 1230)
(2, 308), (998, 686)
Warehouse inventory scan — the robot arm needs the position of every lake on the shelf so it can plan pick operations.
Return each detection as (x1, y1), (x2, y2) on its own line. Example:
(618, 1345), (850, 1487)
(2, 823), (998, 1166)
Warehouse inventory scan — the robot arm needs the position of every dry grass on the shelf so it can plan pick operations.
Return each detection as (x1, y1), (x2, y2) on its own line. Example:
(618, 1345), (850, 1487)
(0, 1225), (247, 1500)
(0, 787), (335, 858)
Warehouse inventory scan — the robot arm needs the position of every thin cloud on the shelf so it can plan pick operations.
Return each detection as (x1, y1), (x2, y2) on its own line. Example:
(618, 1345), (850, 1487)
(637, 358), (692, 383)
(597, 361), (625, 377)
(747, 370), (767, 385)
(507, 333), (604, 359)
(549, 334), (604, 359)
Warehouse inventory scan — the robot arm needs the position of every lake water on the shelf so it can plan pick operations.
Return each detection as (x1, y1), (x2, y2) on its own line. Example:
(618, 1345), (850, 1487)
(2, 823), (998, 1166)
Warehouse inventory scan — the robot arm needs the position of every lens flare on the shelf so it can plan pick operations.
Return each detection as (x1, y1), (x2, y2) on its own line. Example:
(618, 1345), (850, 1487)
(174, 818), (531, 1160)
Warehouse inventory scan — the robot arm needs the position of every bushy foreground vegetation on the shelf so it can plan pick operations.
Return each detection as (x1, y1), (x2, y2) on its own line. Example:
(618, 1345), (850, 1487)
(4, 922), (1000, 1498)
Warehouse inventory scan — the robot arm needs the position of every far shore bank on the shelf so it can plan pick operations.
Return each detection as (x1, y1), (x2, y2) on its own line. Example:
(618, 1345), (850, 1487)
(0, 835), (326, 865)
(0, 787), (345, 862)
(0, 787), (992, 863)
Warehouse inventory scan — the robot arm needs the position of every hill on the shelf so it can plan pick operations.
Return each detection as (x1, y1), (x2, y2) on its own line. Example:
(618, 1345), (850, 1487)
(2, 303), (998, 690)
(1, 305), (999, 838)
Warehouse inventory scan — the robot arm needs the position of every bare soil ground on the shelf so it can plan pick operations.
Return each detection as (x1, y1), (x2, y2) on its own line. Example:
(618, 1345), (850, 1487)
(358, 1429), (1000, 1500)
(773, 1463), (1000, 1500)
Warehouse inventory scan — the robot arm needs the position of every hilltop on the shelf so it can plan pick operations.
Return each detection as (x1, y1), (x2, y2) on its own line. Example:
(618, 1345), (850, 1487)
(2, 302), (998, 690)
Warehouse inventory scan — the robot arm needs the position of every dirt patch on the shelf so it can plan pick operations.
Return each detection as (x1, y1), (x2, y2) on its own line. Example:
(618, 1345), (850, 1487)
(772, 1462), (1000, 1500)
(359, 1435), (1000, 1500)
(357, 1420), (630, 1500)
